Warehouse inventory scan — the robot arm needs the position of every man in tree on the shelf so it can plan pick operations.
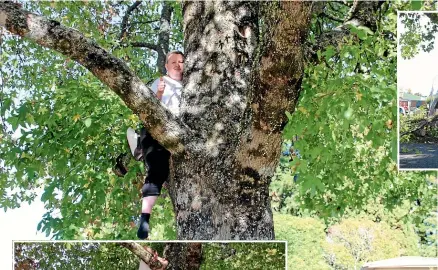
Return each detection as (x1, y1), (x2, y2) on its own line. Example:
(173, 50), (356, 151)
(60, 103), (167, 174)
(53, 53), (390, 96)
(127, 51), (184, 239)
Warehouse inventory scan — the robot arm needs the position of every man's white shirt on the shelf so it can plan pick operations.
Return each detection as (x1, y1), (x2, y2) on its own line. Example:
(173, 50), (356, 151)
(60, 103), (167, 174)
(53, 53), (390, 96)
(150, 75), (182, 116)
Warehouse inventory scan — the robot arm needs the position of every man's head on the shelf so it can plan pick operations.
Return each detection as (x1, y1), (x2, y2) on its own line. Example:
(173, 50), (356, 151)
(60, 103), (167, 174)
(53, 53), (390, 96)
(165, 51), (184, 81)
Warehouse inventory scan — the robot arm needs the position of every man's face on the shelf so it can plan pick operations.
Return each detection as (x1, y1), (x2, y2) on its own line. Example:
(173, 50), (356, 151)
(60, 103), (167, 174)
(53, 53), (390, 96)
(165, 53), (184, 81)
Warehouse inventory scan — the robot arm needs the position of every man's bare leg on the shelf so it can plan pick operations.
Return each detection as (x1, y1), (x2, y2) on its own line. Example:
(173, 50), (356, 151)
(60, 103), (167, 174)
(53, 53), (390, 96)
(138, 196), (158, 239)
(142, 196), (158, 213)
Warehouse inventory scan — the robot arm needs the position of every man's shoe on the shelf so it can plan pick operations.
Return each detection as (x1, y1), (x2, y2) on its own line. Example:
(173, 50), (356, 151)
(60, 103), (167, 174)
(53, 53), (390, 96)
(127, 128), (143, 161)
(137, 214), (150, 239)
(113, 153), (128, 177)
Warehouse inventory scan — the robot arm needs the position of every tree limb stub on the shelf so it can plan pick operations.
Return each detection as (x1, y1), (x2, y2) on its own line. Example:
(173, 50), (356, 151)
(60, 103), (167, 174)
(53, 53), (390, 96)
(0, 1), (190, 154)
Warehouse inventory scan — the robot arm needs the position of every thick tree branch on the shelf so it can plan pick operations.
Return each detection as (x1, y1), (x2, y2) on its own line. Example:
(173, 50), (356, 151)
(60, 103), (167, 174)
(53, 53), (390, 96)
(119, 0), (142, 40)
(121, 1), (172, 75)
(119, 242), (168, 270)
(131, 41), (159, 51)
(132, 19), (160, 25)
(156, 2), (172, 74)
(0, 1), (190, 154)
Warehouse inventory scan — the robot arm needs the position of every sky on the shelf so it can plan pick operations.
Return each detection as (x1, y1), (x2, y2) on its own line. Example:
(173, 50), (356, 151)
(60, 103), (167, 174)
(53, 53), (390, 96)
(398, 38), (438, 96)
(398, 13), (438, 96)
(0, 192), (49, 269)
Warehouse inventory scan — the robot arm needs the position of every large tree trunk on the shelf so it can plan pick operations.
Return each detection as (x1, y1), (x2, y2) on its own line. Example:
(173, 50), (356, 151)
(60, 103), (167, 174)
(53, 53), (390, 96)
(168, 1), (313, 240)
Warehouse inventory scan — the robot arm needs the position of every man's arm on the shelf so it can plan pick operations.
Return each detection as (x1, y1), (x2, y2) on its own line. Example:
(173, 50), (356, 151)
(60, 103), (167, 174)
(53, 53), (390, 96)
(150, 77), (165, 101)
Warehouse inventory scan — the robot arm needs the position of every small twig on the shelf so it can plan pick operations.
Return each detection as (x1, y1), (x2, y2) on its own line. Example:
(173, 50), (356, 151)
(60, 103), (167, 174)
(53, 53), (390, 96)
(343, 0), (359, 23)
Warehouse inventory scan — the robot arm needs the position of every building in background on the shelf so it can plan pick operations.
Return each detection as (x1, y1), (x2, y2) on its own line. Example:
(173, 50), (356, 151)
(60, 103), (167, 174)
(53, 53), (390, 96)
(399, 92), (427, 112)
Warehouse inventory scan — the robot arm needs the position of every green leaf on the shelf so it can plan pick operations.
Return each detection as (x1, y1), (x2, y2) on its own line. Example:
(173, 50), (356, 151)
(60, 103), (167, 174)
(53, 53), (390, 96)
(356, 28), (367, 40)
(8, 115), (19, 130)
(84, 118), (92, 128)
(1, 98), (12, 114)
(41, 182), (57, 203)
(37, 220), (43, 231)
(411, 0), (423, 10)
(344, 107), (353, 119)
(324, 46), (336, 61)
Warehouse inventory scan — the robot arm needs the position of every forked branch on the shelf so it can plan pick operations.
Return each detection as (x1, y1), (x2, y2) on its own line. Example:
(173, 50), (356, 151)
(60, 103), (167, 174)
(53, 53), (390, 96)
(0, 1), (190, 154)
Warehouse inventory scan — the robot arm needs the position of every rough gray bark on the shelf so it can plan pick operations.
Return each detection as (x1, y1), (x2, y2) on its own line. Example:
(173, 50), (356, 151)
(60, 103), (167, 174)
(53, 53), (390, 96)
(167, 1), (314, 240)
(163, 243), (203, 270)
(173, 1), (269, 240)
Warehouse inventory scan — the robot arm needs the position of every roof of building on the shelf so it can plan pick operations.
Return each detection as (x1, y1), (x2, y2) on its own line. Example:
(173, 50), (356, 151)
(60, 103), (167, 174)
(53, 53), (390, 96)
(400, 93), (426, 101)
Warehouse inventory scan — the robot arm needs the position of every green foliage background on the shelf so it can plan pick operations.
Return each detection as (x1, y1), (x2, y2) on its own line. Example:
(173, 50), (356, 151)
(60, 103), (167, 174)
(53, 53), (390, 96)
(201, 242), (286, 270)
(274, 214), (421, 270)
(270, 0), (438, 268)
(14, 242), (286, 270)
(15, 242), (140, 270)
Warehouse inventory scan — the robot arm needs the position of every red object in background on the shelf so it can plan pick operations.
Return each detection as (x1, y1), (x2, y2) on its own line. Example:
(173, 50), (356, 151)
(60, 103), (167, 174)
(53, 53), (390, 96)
(399, 100), (408, 111)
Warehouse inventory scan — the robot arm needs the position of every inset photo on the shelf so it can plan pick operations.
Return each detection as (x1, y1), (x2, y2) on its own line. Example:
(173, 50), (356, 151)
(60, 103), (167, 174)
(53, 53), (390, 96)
(13, 241), (286, 270)
(398, 11), (438, 170)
